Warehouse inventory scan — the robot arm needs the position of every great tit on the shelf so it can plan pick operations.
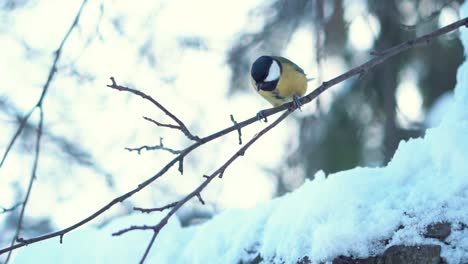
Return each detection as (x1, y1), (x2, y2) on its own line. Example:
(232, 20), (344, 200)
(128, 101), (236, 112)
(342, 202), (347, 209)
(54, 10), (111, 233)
(250, 55), (308, 109)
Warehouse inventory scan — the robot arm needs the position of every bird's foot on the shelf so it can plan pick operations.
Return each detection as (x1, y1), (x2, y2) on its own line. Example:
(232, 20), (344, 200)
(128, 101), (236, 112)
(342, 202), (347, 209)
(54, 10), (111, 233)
(256, 110), (268, 122)
(292, 95), (302, 111)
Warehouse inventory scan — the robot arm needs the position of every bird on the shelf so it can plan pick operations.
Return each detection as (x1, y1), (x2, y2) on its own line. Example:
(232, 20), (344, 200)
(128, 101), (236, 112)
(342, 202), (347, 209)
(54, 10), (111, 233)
(250, 56), (308, 112)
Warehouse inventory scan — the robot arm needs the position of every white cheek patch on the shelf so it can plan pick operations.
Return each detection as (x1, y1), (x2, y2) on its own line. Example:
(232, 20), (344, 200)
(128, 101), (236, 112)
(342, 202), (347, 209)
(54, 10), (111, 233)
(264, 60), (280, 82)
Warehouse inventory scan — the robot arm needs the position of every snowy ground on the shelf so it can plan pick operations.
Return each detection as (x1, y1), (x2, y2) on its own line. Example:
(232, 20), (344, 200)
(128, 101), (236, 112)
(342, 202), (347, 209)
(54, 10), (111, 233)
(10, 3), (468, 264)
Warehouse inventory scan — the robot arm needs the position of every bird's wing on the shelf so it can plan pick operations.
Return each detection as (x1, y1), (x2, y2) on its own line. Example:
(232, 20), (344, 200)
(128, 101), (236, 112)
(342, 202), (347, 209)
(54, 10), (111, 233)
(273, 56), (305, 74)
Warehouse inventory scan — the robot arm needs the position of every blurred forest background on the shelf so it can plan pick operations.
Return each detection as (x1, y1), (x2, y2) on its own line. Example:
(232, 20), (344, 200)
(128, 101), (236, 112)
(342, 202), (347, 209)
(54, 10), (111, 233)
(0, 0), (464, 258)
(227, 0), (463, 194)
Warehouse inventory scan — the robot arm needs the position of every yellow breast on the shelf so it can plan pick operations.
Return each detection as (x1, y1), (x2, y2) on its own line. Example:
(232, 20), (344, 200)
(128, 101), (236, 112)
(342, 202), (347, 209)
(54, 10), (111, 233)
(252, 59), (307, 107)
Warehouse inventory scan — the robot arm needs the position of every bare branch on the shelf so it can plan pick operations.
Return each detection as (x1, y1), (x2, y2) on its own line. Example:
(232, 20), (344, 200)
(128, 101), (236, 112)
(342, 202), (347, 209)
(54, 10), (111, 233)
(107, 77), (200, 142)
(5, 108), (44, 263)
(0, 108), (35, 168)
(130, 110), (293, 263)
(125, 145), (181, 155)
(134, 202), (178, 213)
(112, 225), (154, 236)
(218, 170), (225, 179)
(196, 193), (205, 205)
(125, 137), (181, 155)
(0, 202), (23, 214)
(178, 157), (184, 175)
(230, 114), (242, 145)
(1, 16), (467, 257)
(143, 116), (180, 130)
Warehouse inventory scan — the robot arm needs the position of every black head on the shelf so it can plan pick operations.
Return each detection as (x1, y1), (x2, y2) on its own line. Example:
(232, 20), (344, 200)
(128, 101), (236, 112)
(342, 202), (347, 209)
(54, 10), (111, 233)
(251, 56), (273, 83)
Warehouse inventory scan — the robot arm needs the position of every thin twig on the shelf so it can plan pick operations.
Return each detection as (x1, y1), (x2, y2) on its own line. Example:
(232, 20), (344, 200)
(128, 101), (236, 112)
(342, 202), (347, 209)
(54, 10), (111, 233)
(125, 137), (181, 155)
(0, 202), (23, 214)
(0, 108), (34, 168)
(230, 114), (242, 145)
(1, 16), (466, 257)
(107, 77), (200, 142)
(143, 116), (180, 130)
(196, 193), (205, 205)
(112, 225), (154, 236)
(125, 145), (181, 155)
(134, 202), (178, 213)
(4, 108), (44, 263)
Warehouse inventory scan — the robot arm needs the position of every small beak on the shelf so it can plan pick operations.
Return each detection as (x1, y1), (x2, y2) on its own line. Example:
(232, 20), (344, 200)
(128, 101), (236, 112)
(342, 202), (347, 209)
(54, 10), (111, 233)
(256, 82), (264, 91)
